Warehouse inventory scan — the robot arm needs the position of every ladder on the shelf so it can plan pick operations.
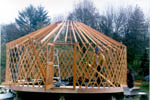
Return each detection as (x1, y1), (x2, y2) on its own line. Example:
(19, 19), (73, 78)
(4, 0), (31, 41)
(53, 49), (61, 83)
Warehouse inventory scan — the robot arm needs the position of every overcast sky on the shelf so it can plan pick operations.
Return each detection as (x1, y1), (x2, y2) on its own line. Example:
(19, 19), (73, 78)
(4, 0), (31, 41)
(0, 0), (150, 24)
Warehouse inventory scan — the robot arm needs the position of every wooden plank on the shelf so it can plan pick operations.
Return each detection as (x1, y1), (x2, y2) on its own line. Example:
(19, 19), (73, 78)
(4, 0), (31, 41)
(69, 27), (73, 43)
(76, 22), (107, 52)
(50, 43), (54, 63)
(7, 23), (57, 48)
(53, 21), (66, 42)
(71, 21), (77, 42)
(46, 42), (55, 92)
(73, 23), (87, 49)
(53, 43), (74, 45)
(41, 22), (64, 43)
(7, 85), (123, 93)
(45, 62), (54, 90)
(76, 22), (96, 44)
(78, 22), (119, 51)
(47, 43), (55, 46)
(65, 21), (69, 42)
(81, 23), (123, 51)
(73, 22), (89, 44)
(77, 22), (112, 49)
(35, 24), (57, 41)
(79, 22), (125, 47)
(77, 87), (123, 93)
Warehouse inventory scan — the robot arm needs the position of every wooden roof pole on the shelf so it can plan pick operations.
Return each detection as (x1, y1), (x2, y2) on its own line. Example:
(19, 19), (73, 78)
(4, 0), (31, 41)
(7, 23), (57, 48)
(73, 23), (87, 50)
(76, 22), (109, 52)
(71, 21), (77, 42)
(35, 24), (57, 41)
(30, 24), (56, 40)
(71, 21), (83, 52)
(73, 22), (89, 44)
(77, 22), (116, 51)
(76, 23), (96, 44)
(79, 22), (113, 46)
(6, 27), (42, 46)
(53, 21), (66, 42)
(41, 22), (64, 43)
(74, 22), (104, 52)
(79, 22), (121, 50)
(80, 22), (124, 47)
(65, 21), (69, 42)
(79, 23), (111, 46)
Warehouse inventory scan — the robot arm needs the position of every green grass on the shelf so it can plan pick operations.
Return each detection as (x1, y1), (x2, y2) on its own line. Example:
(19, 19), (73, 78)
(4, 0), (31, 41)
(139, 81), (149, 93)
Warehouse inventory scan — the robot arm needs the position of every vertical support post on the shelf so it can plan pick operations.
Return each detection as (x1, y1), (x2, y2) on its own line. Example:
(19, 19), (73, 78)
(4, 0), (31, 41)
(45, 62), (54, 90)
(45, 43), (54, 90)
(73, 43), (77, 89)
(124, 46), (127, 85)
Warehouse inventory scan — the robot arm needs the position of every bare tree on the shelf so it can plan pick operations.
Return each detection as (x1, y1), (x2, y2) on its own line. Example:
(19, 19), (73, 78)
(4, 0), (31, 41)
(1, 23), (20, 43)
(52, 14), (66, 22)
(67, 0), (100, 30)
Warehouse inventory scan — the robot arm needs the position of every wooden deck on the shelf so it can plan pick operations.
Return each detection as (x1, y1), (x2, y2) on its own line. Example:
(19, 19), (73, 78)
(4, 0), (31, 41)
(6, 85), (123, 94)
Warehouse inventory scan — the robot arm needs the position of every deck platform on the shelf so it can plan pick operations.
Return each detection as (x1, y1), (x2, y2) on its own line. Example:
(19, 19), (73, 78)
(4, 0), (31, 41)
(6, 85), (123, 94)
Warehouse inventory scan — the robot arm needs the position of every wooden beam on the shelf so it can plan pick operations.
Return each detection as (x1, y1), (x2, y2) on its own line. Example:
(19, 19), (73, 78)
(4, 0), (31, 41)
(73, 43), (77, 89)
(45, 62), (54, 90)
(73, 22), (89, 44)
(7, 23), (57, 48)
(78, 22), (119, 51)
(35, 24), (57, 41)
(71, 21), (77, 42)
(65, 21), (69, 42)
(54, 43), (74, 45)
(79, 22), (124, 47)
(53, 21), (66, 42)
(73, 22), (87, 49)
(77, 22), (112, 50)
(7, 85), (123, 93)
(41, 22), (64, 43)
(75, 22), (106, 52)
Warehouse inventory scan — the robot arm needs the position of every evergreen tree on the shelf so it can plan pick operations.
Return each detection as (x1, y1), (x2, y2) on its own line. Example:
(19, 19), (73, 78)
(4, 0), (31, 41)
(124, 6), (148, 65)
(15, 5), (50, 36)
(140, 49), (149, 76)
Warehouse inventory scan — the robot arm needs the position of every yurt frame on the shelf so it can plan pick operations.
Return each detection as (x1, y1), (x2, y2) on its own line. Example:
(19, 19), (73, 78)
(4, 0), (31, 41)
(3, 21), (127, 93)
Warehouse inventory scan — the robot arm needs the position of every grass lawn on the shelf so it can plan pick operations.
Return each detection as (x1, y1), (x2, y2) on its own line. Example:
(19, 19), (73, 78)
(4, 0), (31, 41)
(140, 81), (149, 93)
(135, 80), (149, 93)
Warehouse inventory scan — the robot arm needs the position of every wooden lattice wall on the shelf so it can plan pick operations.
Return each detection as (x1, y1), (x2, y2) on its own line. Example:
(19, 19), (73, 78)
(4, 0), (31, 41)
(4, 21), (127, 90)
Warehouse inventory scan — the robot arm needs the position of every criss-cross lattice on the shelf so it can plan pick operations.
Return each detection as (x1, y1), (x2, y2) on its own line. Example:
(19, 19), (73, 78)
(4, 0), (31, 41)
(4, 21), (127, 91)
